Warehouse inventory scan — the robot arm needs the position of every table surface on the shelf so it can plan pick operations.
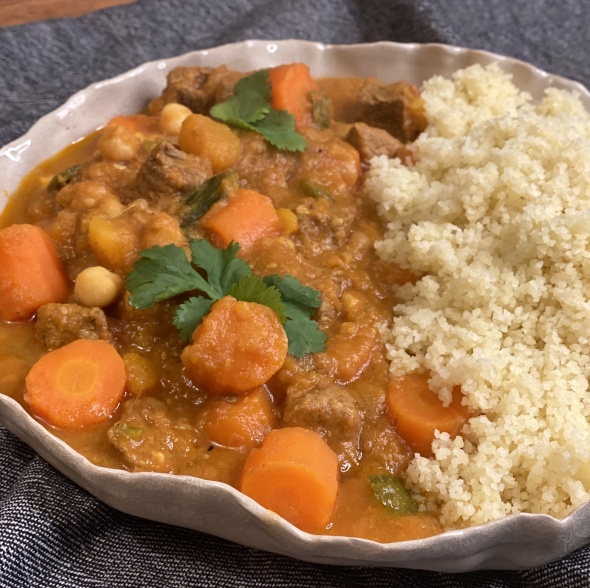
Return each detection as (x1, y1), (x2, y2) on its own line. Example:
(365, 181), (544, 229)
(0, 0), (135, 27)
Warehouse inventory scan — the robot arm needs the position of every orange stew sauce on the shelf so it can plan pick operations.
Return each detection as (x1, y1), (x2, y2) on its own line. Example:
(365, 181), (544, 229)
(0, 63), (443, 542)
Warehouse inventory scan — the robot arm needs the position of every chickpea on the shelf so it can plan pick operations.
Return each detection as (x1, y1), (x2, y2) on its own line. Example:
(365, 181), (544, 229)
(158, 102), (193, 136)
(98, 125), (140, 162)
(74, 266), (124, 308)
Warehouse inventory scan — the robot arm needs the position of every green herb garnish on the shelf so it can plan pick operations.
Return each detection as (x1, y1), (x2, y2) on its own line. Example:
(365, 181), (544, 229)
(210, 70), (307, 152)
(112, 423), (144, 440)
(309, 89), (333, 129)
(300, 178), (335, 202)
(126, 239), (325, 357)
(180, 171), (237, 228)
(47, 164), (81, 193)
(262, 274), (326, 358)
(369, 475), (418, 514)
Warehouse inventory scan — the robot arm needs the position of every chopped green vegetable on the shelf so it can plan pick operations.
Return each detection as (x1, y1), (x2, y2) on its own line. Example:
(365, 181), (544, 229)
(112, 422), (144, 440)
(369, 475), (418, 514)
(47, 164), (81, 194)
(180, 171), (236, 228)
(309, 90), (333, 129)
(126, 239), (325, 357)
(300, 178), (335, 202)
(210, 70), (307, 152)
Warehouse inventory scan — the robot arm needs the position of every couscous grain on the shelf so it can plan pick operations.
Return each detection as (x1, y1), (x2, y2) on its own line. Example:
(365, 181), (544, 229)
(366, 63), (590, 527)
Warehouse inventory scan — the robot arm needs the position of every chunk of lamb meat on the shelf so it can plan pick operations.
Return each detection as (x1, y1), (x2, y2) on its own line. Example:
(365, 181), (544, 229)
(360, 416), (412, 476)
(282, 376), (362, 466)
(149, 65), (245, 115)
(346, 122), (403, 163)
(354, 79), (426, 143)
(132, 141), (212, 212)
(35, 303), (112, 350)
(108, 397), (198, 474)
(232, 133), (296, 208)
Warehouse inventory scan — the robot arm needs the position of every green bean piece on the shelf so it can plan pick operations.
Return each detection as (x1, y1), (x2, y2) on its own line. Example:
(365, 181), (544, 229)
(369, 475), (418, 514)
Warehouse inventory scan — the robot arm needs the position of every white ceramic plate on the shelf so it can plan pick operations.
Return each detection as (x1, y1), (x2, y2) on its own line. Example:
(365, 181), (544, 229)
(1, 40), (589, 572)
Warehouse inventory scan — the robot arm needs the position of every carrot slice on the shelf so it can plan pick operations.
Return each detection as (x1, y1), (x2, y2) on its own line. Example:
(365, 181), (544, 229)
(203, 386), (276, 448)
(200, 188), (281, 252)
(387, 373), (470, 457)
(240, 427), (339, 532)
(0, 224), (69, 321)
(268, 63), (318, 128)
(24, 339), (126, 429)
(181, 296), (288, 395)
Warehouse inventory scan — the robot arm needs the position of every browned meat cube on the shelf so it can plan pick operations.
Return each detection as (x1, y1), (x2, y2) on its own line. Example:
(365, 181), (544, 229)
(133, 141), (212, 209)
(35, 303), (112, 350)
(346, 122), (403, 163)
(108, 396), (198, 474)
(282, 380), (362, 465)
(354, 79), (427, 143)
(149, 65), (245, 115)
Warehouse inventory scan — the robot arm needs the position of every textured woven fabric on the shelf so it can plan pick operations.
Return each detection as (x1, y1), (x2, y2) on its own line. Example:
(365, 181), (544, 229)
(1, 0), (590, 585)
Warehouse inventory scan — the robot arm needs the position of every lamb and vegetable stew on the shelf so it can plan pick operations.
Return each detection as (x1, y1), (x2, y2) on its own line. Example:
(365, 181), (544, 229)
(0, 62), (461, 542)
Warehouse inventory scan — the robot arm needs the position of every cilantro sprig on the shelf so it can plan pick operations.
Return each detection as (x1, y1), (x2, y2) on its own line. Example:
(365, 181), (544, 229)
(126, 239), (326, 357)
(209, 69), (307, 152)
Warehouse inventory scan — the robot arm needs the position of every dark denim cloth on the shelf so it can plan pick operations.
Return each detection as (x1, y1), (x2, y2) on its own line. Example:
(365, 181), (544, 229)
(1, 1), (590, 586)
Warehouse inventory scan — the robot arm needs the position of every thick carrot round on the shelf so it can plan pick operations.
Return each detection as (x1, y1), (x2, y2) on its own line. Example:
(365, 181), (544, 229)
(240, 427), (339, 532)
(200, 188), (281, 252)
(24, 339), (126, 429)
(0, 224), (69, 321)
(203, 386), (276, 448)
(387, 373), (470, 457)
(268, 63), (318, 128)
(181, 296), (288, 395)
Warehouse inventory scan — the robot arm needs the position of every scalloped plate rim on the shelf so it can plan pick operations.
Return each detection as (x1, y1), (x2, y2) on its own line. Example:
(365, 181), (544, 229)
(1, 40), (589, 571)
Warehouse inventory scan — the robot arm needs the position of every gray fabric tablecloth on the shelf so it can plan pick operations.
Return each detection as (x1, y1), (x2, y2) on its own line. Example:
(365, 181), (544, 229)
(1, 1), (589, 585)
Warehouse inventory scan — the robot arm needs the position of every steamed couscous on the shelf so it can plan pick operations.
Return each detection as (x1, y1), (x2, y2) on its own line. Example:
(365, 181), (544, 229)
(366, 63), (590, 527)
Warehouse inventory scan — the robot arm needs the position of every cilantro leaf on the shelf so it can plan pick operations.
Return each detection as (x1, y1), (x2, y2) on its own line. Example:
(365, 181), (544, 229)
(263, 274), (325, 357)
(263, 274), (322, 316)
(210, 69), (271, 125)
(126, 244), (211, 308)
(251, 109), (307, 152)
(209, 70), (307, 152)
(126, 240), (325, 357)
(284, 315), (327, 358)
(190, 240), (251, 298)
(173, 297), (215, 342)
(227, 275), (286, 323)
